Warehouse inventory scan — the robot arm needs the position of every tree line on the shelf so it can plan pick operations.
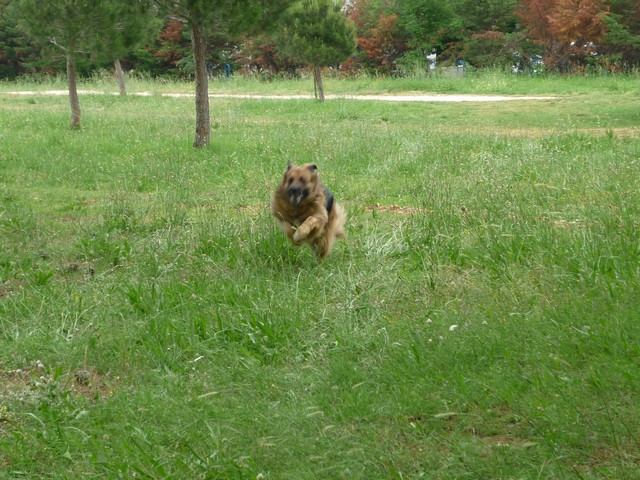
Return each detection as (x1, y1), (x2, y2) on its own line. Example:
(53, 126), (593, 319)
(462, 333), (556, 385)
(2, 0), (638, 82)
(351, 0), (640, 74)
(347, 0), (639, 75)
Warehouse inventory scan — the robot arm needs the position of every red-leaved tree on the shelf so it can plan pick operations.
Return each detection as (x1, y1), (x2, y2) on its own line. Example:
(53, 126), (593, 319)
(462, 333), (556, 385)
(517, 0), (608, 71)
(347, 0), (407, 74)
(155, 20), (191, 76)
(549, 0), (608, 68)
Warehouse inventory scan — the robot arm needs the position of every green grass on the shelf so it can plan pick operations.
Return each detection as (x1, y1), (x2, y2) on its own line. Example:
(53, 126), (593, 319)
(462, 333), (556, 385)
(1, 76), (640, 479)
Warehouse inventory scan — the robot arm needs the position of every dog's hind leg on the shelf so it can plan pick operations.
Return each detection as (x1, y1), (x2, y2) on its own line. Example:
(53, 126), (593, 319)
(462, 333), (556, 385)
(317, 204), (346, 258)
(330, 203), (347, 239)
(309, 234), (330, 259)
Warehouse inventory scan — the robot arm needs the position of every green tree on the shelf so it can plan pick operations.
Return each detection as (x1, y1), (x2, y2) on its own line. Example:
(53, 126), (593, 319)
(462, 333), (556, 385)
(348, 0), (409, 74)
(0, 0), (29, 78)
(16, 1), (115, 128)
(95, 1), (160, 96)
(15, 0), (148, 127)
(601, 0), (640, 68)
(397, 0), (462, 69)
(155, 0), (291, 147)
(279, 0), (356, 102)
(453, 0), (519, 33)
(452, 0), (520, 67)
(398, 0), (461, 52)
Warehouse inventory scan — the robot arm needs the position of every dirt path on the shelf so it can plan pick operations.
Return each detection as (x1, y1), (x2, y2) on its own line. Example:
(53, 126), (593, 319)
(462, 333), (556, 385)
(3, 90), (558, 102)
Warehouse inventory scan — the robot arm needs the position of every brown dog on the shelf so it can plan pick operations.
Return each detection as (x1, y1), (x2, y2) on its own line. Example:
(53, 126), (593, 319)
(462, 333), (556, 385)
(271, 161), (346, 258)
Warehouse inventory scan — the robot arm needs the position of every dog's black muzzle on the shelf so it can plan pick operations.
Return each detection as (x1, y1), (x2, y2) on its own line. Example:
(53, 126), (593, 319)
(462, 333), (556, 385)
(288, 186), (308, 206)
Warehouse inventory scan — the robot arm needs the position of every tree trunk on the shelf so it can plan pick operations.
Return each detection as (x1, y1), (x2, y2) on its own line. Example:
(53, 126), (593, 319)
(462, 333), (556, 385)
(67, 53), (81, 129)
(312, 65), (325, 103)
(191, 22), (210, 147)
(115, 59), (126, 96)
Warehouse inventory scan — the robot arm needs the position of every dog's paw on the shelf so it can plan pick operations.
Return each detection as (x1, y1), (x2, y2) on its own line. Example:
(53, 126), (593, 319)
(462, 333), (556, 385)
(293, 230), (305, 243)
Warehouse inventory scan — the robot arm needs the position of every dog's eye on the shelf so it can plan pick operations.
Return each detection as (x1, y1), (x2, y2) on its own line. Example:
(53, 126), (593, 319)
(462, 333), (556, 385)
(287, 178), (293, 185)
(298, 177), (306, 185)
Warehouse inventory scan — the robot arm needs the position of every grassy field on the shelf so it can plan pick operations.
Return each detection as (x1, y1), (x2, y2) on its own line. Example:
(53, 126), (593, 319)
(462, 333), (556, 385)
(1, 74), (639, 479)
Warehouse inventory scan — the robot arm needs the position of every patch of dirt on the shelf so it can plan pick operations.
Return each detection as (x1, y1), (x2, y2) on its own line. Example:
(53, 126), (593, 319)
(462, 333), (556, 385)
(71, 369), (114, 400)
(477, 435), (537, 448)
(588, 445), (640, 468)
(582, 127), (640, 138)
(0, 366), (114, 404)
(366, 203), (431, 215)
(235, 204), (268, 214)
(0, 369), (31, 394)
(0, 280), (24, 298)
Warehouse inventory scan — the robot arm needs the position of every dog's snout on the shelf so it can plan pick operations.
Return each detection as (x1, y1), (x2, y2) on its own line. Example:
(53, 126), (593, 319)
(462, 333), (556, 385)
(288, 186), (301, 196)
(287, 185), (308, 205)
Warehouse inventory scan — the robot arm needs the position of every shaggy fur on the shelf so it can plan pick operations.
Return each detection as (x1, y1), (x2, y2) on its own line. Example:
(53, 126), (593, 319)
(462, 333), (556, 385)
(271, 161), (346, 258)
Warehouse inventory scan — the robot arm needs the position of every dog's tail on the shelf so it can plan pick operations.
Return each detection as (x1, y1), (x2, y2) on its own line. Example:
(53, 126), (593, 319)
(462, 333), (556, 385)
(319, 203), (346, 258)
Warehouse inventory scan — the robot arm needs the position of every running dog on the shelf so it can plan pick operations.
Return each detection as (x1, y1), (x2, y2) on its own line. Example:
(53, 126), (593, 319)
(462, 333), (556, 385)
(271, 161), (346, 258)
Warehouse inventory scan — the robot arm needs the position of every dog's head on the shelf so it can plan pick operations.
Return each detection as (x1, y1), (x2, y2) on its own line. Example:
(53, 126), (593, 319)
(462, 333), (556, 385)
(281, 161), (320, 206)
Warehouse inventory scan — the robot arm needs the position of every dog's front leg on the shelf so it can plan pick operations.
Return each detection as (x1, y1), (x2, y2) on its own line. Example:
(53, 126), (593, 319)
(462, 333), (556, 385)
(279, 221), (303, 245)
(293, 214), (326, 243)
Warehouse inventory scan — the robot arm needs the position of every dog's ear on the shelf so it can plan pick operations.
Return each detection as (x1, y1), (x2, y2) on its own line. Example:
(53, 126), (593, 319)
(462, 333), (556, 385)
(307, 164), (318, 176)
(284, 160), (294, 177)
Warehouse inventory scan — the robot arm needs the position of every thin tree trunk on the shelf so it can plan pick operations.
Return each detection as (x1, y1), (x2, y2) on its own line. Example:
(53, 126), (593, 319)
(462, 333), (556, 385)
(115, 59), (126, 96)
(313, 65), (325, 103)
(191, 22), (210, 147)
(313, 70), (317, 99)
(67, 53), (81, 129)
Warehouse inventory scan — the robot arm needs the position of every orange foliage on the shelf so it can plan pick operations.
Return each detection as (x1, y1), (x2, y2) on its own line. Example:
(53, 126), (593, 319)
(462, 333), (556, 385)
(357, 14), (399, 65)
(347, 0), (407, 73)
(156, 20), (187, 65)
(160, 20), (184, 44)
(471, 31), (505, 43)
(516, 0), (557, 47)
(517, 0), (608, 68)
(549, 0), (608, 44)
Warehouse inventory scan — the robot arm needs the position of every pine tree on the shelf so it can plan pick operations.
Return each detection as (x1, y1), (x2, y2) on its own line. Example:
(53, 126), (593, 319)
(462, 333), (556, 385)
(95, 1), (160, 96)
(156, 0), (291, 147)
(15, 0), (158, 126)
(16, 0), (114, 128)
(398, 0), (461, 55)
(279, 0), (356, 102)
(601, 0), (640, 67)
